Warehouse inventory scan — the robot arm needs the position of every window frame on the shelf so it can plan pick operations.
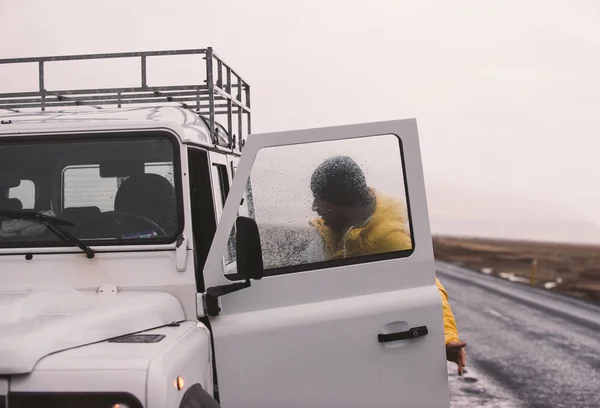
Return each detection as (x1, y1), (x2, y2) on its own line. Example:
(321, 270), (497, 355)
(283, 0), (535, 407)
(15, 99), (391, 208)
(187, 147), (219, 293)
(0, 129), (184, 249)
(224, 133), (416, 281)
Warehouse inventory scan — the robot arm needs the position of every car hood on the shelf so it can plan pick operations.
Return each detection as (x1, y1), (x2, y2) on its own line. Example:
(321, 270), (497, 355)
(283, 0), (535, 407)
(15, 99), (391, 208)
(0, 286), (184, 374)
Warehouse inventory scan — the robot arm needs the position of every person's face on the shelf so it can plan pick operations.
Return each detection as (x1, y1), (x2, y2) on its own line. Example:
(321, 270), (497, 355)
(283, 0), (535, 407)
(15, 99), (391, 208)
(312, 195), (348, 230)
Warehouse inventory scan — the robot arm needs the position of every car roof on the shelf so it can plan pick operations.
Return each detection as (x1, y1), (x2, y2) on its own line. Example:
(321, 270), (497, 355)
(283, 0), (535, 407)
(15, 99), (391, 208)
(0, 104), (231, 149)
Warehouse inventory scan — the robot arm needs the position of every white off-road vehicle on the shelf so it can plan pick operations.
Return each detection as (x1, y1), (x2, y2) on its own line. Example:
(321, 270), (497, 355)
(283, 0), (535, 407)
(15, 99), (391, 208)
(0, 48), (450, 407)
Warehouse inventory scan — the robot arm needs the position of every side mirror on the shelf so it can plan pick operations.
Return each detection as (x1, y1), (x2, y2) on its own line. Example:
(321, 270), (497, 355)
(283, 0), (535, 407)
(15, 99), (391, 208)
(235, 216), (264, 280)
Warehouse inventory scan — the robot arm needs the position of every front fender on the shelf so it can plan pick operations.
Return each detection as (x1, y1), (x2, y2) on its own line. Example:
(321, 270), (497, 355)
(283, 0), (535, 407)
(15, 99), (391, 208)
(146, 322), (213, 408)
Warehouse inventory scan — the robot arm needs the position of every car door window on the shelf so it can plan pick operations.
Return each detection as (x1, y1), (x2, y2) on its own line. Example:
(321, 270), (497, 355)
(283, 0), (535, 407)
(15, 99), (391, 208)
(225, 133), (413, 277)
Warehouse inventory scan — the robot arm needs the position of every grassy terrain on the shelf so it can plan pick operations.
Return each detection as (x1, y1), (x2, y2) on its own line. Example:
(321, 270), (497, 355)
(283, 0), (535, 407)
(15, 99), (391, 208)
(433, 236), (600, 302)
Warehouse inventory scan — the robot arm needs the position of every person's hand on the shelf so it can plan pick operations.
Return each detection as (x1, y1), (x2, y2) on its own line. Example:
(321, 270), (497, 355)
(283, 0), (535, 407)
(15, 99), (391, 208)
(446, 341), (467, 375)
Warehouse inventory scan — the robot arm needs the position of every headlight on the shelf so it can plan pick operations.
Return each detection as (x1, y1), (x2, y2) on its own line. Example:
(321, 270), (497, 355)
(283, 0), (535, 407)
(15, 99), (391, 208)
(9, 392), (143, 408)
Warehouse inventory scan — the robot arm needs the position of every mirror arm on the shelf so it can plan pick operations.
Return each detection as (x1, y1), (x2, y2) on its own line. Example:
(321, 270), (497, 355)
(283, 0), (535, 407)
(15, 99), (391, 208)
(205, 279), (251, 317)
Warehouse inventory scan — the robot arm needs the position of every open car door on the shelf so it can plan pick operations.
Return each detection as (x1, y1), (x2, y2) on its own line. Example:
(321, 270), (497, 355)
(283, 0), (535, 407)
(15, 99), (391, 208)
(200, 119), (450, 407)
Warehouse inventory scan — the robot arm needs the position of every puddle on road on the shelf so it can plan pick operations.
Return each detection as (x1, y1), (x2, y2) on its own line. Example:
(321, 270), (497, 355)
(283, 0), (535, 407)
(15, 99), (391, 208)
(447, 362), (520, 407)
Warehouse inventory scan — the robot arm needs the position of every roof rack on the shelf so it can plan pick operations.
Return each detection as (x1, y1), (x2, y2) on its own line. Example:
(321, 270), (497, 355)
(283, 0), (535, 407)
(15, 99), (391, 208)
(0, 47), (251, 150)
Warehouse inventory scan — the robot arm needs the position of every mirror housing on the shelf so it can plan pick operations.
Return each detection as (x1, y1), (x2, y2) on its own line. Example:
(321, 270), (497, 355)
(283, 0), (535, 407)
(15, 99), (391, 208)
(204, 216), (263, 317)
(235, 216), (264, 280)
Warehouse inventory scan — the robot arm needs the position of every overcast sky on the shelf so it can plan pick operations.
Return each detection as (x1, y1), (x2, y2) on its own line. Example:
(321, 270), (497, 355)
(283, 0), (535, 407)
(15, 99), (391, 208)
(2, 0), (600, 243)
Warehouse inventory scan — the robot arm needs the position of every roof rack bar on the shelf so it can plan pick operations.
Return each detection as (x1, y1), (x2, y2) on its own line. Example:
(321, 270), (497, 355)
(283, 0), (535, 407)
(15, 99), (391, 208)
(39, 61), (45, 111)
(2, 99), (235, 110)
(0, 92), (249, 112)
(0, 85), (210, 99)
(0, 85), (242, 99)
(141, 56), (147, 88)
(217, 59), (223, 88)
(0, 49), (208, 65)
(0, 106), (240, 115)
(246, 81), (252, 138)
(205, 47), (216, 145)
(226, 66), (233, 149)
(236, 73), (243, 147)
(3, 91), (213, 105)
(0, 95), (248, 112)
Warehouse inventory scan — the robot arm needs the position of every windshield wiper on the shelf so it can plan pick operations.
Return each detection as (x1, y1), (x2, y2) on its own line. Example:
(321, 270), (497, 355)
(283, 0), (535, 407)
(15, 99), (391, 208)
(0, 210), (95, 258)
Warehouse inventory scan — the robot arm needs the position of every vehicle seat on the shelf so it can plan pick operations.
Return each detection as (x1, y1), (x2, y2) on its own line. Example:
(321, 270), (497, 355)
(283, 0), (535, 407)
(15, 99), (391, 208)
(62, 206), (101, 226)
(0, 198), (23, 211)
(113, 173), (177, 234)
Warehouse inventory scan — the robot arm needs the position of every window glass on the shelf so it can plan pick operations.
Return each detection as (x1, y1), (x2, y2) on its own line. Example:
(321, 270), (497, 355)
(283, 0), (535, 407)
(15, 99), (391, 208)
(211, 163), (229, 220)
(225, 134), (412, 277)
(224, 179), (254, 273)
(8, 180), (35, 209)
(63, 162), (174, 212)
(63, 165), (120, 212)
(0, 133), (179, 248)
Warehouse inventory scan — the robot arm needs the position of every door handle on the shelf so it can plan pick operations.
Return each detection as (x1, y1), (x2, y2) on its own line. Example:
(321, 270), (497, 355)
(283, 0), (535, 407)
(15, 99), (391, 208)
(378, 326), (428, 343)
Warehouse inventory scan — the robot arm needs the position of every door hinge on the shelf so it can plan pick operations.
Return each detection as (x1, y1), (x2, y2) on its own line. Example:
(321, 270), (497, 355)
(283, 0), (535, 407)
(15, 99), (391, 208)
(203, 279), (251, 317)
(175, 234), (188, 272)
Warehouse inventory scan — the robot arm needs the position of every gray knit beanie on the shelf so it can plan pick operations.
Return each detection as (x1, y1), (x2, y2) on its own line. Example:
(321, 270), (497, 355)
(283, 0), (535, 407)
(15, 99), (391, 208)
(310, 156), (370, 207)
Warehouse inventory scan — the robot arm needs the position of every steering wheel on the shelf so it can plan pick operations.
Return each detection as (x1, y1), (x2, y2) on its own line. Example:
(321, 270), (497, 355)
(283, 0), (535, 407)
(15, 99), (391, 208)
(75, 211), (168, 240)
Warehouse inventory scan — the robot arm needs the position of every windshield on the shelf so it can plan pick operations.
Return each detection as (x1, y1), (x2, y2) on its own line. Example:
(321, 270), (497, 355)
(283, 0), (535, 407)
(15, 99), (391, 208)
(0, 131), (181, 248)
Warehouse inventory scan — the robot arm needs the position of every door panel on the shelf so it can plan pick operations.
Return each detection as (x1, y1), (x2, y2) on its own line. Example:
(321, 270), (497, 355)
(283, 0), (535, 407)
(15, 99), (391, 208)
(203, 120), (449, 407)
(213, 286), (446, 407)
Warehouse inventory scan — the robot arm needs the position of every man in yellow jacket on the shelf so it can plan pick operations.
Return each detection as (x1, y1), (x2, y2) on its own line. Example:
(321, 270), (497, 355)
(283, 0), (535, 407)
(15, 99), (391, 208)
(308, 155), (467, 375)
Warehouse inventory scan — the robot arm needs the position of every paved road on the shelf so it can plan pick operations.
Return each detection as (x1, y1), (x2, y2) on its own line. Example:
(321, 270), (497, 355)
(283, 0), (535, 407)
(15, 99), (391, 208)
(437, 261), (600, 408)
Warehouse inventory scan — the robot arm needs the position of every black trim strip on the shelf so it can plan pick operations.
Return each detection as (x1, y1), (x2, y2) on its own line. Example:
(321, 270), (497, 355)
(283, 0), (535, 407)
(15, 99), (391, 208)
(0, 247), (177, 257)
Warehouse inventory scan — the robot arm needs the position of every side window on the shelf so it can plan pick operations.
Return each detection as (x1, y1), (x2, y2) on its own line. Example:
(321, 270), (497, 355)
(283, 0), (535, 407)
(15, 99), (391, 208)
(209, 160), (241, 270)
(224, 179), (254, 273)
(62, 163), (174, 212)
(225, 134), (413, 277)
(63, 165), (119, 212)
(187, 148), (218, 291)
(211, 163), (230, 220)
(8, 180), (36, 209)
(145, 162), (175, 183)
(228, 163), (253, 219)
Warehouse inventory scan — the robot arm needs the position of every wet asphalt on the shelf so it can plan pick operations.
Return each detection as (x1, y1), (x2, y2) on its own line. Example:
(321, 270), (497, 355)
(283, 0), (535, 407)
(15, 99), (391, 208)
(437, 262), (600, 408)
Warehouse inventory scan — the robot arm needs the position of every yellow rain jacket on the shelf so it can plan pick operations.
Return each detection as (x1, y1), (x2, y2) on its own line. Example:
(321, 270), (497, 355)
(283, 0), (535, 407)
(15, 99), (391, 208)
(310, 189), (460, 345)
